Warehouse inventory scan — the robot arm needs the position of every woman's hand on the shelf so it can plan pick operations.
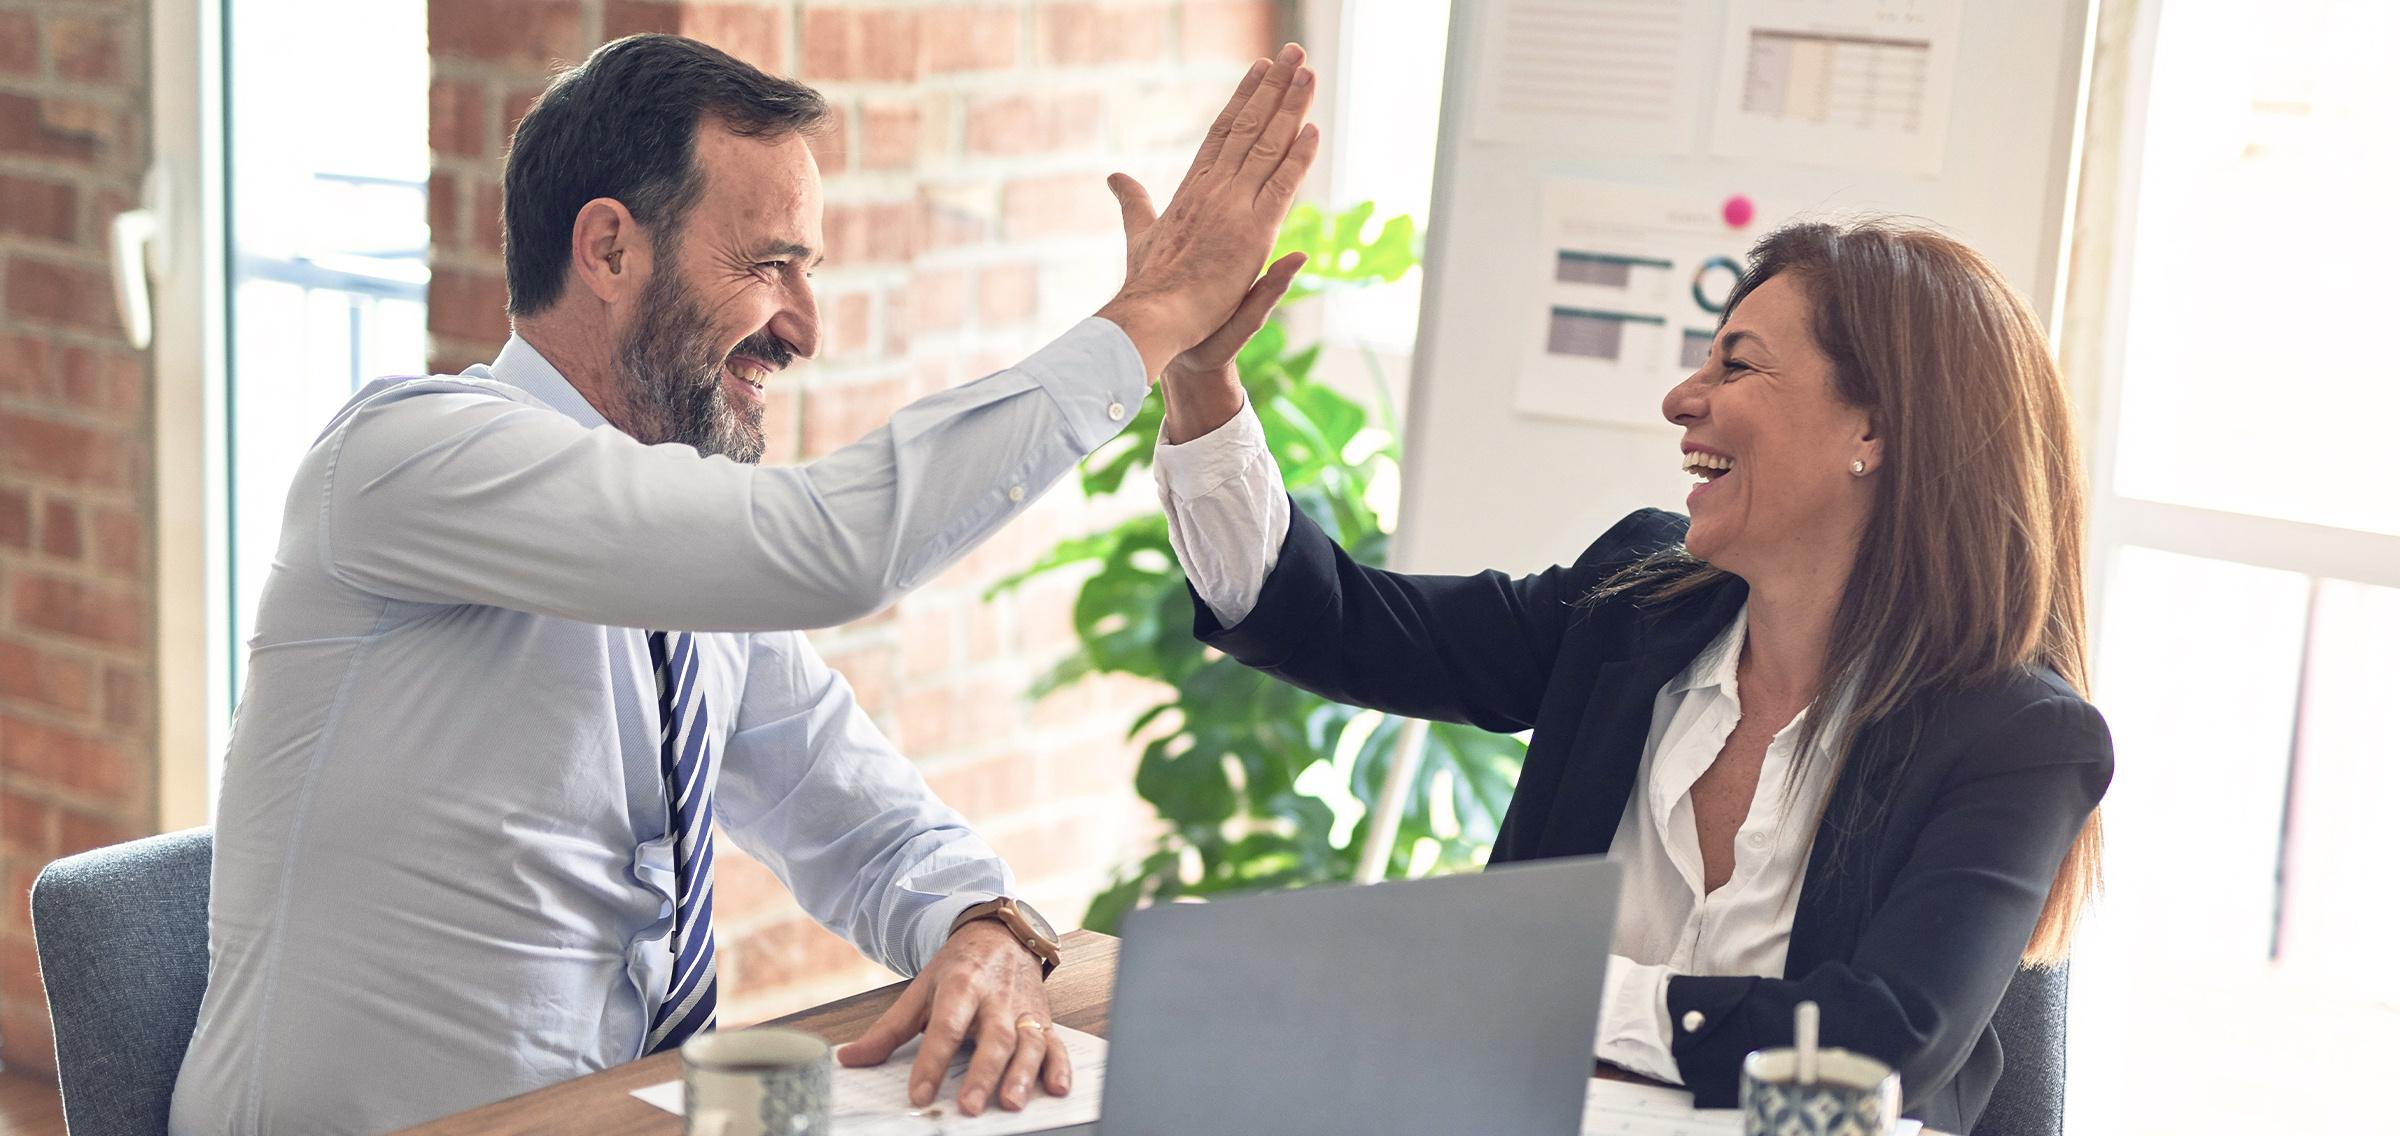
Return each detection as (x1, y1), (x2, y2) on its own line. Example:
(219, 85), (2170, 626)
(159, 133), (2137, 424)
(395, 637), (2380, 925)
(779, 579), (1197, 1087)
(1159, 250), (1307, 445)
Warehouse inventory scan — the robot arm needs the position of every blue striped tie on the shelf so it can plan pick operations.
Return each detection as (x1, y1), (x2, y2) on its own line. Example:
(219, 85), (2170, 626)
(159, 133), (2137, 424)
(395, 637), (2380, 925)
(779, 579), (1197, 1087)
(644, 630), (718, 1055)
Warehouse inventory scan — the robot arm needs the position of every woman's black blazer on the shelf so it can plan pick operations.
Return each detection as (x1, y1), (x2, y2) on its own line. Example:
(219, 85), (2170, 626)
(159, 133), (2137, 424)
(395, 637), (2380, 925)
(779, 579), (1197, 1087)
(1192, 505), (2113, 1132)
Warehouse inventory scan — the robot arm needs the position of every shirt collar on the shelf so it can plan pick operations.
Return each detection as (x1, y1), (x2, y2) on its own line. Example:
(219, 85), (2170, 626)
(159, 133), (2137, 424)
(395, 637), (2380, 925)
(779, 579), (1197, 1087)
(484, 334), (610, 430)
(1663, 601), (1747, 698)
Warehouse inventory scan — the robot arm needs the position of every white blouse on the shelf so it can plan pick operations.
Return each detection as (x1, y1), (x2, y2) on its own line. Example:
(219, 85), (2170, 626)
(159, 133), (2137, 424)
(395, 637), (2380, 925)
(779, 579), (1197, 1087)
(1152, 399), (1839, 1084)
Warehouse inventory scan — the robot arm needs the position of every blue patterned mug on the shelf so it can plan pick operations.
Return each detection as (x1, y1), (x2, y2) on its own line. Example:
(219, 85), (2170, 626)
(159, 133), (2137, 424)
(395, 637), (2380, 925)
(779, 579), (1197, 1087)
(682, 1028), (833, 1136)
(1739, 1046), (1902, 1136)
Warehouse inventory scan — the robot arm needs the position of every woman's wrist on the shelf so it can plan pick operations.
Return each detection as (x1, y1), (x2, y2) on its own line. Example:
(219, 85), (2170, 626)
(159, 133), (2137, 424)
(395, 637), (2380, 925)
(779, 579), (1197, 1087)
(1159, 359), (1246, 445)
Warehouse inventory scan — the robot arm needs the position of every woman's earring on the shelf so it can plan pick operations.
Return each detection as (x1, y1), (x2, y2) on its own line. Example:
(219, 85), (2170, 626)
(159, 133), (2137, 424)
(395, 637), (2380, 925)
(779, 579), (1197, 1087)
(1850, 460), (1867, 475)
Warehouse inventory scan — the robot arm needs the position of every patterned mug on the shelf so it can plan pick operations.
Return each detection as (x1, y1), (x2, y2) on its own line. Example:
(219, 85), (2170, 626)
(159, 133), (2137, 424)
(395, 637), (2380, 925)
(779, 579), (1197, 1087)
(1739, 1046), (1903, 1136)
(681, 1028), (833, 1136)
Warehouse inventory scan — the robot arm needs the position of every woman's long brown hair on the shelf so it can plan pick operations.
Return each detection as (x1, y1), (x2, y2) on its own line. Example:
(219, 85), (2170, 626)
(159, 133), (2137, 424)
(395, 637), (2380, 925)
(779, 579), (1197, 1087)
(1595, 219), (2101, 966)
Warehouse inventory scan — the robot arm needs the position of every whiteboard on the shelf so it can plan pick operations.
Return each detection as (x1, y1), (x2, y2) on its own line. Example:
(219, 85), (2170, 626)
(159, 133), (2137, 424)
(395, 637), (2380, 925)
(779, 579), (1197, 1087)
(1394, 0), (2094, 577)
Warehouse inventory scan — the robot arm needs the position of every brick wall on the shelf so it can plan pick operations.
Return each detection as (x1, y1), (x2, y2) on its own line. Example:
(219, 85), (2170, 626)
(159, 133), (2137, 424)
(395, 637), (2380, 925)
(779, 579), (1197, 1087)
(0, 0), (154, 1077)
(427, 0), (1286, 1025)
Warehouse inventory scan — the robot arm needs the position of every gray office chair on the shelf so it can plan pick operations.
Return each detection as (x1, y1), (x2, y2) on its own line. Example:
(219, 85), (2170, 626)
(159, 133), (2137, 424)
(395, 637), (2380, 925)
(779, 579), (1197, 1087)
(1971, 963), (2070, 1136)
(30, 827), (213, 1136)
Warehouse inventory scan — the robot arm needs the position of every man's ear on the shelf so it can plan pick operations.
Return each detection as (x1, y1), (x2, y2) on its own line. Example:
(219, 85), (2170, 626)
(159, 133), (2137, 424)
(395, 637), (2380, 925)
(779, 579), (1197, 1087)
(569, 198), (644, 304)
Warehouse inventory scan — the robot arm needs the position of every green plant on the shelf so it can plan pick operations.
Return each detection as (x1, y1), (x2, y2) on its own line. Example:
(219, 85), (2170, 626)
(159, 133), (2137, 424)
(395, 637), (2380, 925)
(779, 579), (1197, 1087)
(993, 203), (1527, 933)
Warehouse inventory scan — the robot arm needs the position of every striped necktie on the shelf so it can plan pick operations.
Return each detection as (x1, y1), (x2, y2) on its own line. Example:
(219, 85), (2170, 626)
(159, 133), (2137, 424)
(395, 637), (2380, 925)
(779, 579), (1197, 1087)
(644, 630), (718, 1055)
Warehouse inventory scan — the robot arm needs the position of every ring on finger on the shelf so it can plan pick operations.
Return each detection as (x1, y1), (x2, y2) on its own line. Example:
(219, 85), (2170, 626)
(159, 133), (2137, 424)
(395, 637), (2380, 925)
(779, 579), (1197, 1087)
(1015, 1016), (1048, 1034)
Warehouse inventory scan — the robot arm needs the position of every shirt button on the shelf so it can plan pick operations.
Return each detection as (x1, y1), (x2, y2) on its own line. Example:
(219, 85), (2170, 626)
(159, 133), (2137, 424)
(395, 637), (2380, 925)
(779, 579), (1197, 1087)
(1682, 1010), (1706, 1033)
(1007, 485), (1026, 502)
(1746, 832), (1768, 849)
(1107, 401), (1126, 421)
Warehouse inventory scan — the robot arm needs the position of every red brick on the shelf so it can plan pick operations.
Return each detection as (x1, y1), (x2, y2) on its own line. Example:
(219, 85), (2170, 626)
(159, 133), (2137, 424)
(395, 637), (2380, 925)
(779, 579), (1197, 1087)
(0, 640), (94, 717)
(806, 106), (848, 174)
(101, 666), (143, 729)
(820, 292), (872, 358)
(896, 685), (954, 753)
(48, 15), (124, 83)
(428, 267), (513, 345)
(0, 715), (132, 796)
(958, 677), (1021, 742)
(967, 595), (1010, 660)
(92, 505), (138, 577)
(1036, 3), (1165, 66)
(918, 186), (991, 249)
(11, 575), (144, 652)
(502, 86), (547, 147)
(835, 647), (897, 717)
(923, 750), (1041, 820)
(801, 374), (907, 458)
(5, 258), (120, 336)
(0, 1007), (55, 1081)
(682, 4), (789, 75)
(820, 202), (915, 268)
(0, 487), (27, 549)
(977, 263), (1038, 324)
(474, 180), (506, 258)
(987, 810), (1114, 881)
(1002, 172), (1117, 239)
(36, 99), (120, 150)
(58, 346), (142, 423)
(965, 93), (1101, 156)
(925, 5), (1019, 74)
(1180, 1), (1277, 61)
(602, 0), (681, 39)
(427, 170), (460, 252)
(37, 499), (79, 561)
(429, 79), (484, 159)
(0, 13), (36, 76)
(722, 912), (869, 992)
(54, 807), (128, 857)
(0, 937), (42, 1008)
(899, 604), (956, 678)
(910, 268), (966, 333)
(859, 102), (918, 171)
(427, 0), (587, 68)
(0, 334), (49, 399)
(0, 792), (49, 858)
(0, 411), (124, 488)
(803, 7), (922, 83)
(0, 175), (76, 243)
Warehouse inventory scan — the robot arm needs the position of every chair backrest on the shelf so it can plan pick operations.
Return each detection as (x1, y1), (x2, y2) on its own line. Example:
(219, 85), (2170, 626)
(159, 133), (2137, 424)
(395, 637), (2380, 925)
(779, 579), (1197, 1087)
(30, 827), (213, 1136)
(1971, 962), (2070, 1136)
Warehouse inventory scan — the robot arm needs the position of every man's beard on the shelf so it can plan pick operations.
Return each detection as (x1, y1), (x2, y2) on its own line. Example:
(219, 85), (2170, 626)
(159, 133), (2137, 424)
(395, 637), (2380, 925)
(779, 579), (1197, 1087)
(611, 262), (788, 464)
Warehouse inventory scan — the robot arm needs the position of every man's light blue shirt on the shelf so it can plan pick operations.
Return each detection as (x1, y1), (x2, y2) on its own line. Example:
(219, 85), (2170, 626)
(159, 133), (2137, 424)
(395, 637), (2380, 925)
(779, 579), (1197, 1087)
(168, 320), (1145, 1136)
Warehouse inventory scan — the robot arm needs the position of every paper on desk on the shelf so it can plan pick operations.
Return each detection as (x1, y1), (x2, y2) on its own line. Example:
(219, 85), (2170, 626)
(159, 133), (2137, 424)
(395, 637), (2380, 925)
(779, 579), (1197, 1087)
(1580, 1079), (1922, 1136)
(631, 1025), (1105, 1136)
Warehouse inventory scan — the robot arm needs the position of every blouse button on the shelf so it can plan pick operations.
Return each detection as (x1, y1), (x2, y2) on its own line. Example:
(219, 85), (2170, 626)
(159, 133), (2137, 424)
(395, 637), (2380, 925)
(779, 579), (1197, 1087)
(1008, 485), (1026, 502)
(1682, 1010), (1706, 1033)
(1745, 831), (1768, 849)
(1108, 401), (1126, 421)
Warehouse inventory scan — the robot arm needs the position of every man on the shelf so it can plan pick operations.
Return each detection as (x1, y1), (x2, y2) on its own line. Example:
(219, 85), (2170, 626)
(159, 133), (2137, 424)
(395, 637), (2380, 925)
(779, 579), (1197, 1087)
(168, 34), (1317, 1136)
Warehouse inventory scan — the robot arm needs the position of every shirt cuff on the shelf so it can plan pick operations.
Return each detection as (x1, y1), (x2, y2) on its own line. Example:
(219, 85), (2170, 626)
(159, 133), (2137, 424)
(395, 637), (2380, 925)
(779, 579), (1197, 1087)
(1595, 954), (1684, 1085)
(910, 890), (1007, 976)
(1015, 316), (1149, 454)
(1153, 398), (1288, 627)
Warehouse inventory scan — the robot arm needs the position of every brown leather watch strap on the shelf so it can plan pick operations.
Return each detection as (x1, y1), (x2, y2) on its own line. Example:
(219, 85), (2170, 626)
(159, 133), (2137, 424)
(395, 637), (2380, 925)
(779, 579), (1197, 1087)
(949, 897), (1062, 979)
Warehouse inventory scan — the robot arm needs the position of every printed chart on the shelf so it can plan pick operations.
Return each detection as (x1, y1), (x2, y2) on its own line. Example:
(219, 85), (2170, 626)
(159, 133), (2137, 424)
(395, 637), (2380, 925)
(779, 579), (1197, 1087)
(1709, 0), (1962, 174)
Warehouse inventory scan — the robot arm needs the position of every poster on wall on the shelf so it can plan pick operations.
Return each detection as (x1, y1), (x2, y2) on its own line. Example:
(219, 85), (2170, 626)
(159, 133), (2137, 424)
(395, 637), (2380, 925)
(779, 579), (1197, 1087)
(1707, 0), (1963, 175)
(1515, 180), (1796, 430)
(1471, 0), (1717, 156)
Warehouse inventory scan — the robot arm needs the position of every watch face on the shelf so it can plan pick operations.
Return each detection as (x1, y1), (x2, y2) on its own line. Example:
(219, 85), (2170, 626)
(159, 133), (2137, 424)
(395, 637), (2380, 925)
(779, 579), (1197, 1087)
(1016, 900), (1058, 944)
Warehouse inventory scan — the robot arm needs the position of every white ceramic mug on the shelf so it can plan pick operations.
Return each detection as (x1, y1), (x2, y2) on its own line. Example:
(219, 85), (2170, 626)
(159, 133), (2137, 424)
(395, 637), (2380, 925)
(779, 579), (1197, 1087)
(1740, 1046), (1903, 1136)
(681, 1029), (832, 1136)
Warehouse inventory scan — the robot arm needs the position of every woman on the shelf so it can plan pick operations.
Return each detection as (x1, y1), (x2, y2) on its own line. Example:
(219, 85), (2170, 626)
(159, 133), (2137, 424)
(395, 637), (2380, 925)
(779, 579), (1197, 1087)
(1148, 219), (2111, 1132)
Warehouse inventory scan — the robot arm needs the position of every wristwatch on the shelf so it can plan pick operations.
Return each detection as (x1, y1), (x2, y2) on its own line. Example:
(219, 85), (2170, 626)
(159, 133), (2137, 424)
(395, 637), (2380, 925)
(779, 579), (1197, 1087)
(949, 897), (1063, 979)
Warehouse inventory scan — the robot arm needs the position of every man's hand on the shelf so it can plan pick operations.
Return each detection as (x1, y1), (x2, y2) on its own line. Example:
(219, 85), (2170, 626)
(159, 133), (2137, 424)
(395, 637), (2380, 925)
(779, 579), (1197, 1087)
(835, 919), (1067, 1116)
(1158, 250), (1306, 446)
(1097, 43), (1320, 382)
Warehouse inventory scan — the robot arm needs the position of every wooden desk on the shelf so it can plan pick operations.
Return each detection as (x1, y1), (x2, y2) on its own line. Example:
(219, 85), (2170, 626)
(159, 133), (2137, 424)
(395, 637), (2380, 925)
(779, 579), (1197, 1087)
(393, 930), (1120, 1136)
(396, 930), (1953, 1136)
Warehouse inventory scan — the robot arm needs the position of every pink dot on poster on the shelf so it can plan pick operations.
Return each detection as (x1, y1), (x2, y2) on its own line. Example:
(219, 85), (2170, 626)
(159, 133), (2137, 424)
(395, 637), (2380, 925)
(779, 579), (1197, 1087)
(1722, 195), (1756, 229)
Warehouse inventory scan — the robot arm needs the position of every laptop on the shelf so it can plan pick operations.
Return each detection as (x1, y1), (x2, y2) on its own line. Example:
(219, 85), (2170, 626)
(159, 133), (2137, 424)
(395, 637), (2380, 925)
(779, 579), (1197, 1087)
(1089, 855), (1624, 1136)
